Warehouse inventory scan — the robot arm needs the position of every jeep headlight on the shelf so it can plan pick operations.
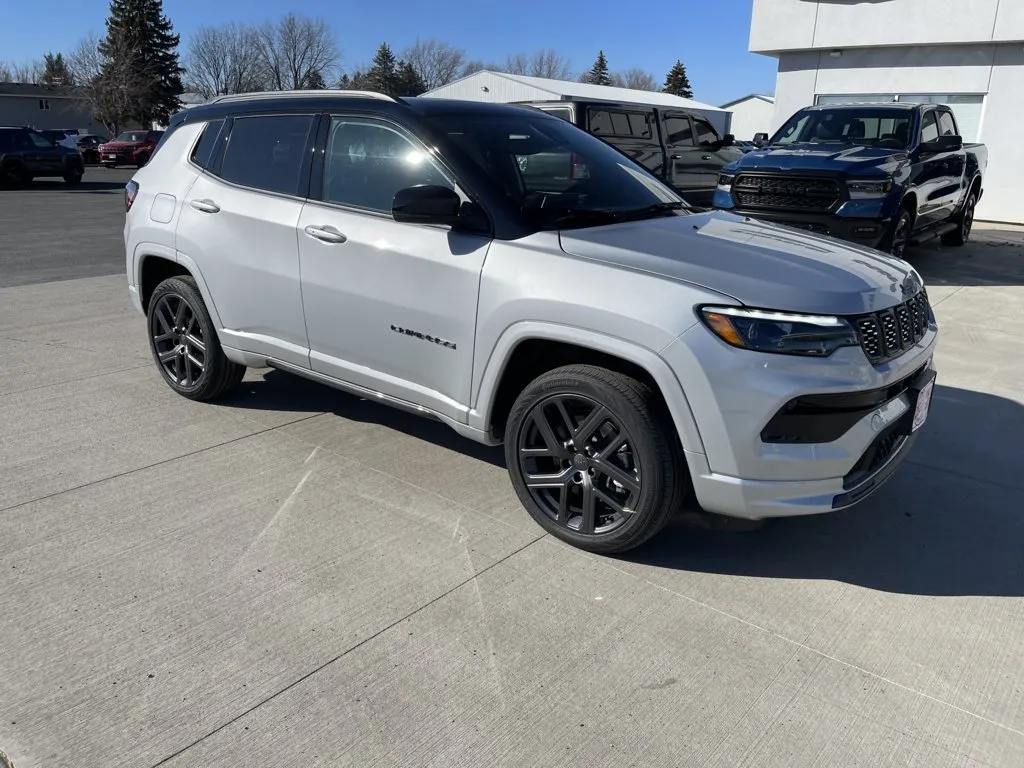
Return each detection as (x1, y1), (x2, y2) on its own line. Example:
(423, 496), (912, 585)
(699, 306), (860, 357)
(847, 178), (893, 199)
(717, 173), (735, 192)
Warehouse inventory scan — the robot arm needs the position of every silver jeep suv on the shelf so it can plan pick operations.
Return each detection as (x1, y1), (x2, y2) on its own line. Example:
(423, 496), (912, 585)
(125, 91), (937, 553)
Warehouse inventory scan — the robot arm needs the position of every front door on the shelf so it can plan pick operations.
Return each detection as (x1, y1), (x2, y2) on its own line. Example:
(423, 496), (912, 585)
(661, 113), (708, 206)
(297, 115), (490, 421)
(25, 131), (65, 174)
(912, 110), (956, 228)
(691, 115), (742, 195)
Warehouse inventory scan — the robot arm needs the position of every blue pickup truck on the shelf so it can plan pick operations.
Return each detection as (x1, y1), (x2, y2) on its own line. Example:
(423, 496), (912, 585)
(713, 103), (987, 256)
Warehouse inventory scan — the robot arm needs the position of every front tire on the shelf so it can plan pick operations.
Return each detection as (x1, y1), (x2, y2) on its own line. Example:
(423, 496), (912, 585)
(136, 153), (150, 168)
(147, 276), (245, 401)
(941, 191), (977, 247)
(884, 205), (913, 258)
(64, 167), (83, 185)
(504, 364), (688, 554)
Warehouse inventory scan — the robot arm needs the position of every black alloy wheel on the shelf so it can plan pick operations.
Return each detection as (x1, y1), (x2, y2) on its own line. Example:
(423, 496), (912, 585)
(517, 393), (642, 536)
(505, 365), (687, 553)
(942, 192), (976, 246)
(889, 207), (912, 258)
(146, 276), (245, 400)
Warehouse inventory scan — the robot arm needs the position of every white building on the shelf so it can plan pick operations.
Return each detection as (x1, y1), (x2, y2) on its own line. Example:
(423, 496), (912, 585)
(718, 94), (775, 140)
(750, 0), (1024, 224)
(424, 71), (733, 136)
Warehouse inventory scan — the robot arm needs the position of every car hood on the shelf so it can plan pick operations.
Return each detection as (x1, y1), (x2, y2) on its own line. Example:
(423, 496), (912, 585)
(558, 210), (923, 316)
(727, 143), (907, 176)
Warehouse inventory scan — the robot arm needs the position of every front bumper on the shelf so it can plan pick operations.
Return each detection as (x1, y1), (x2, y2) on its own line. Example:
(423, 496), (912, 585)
(722, 207), (889, 249)
(664, 319), (938, 520)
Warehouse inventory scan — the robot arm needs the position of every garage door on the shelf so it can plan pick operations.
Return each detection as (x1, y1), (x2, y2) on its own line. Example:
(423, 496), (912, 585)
(814, 94), (984, 143)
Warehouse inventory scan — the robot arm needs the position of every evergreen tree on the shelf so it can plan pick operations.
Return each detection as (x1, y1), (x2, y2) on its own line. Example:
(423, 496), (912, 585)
(581, 51), (611, 87)
(662, 59), (693, 99)
(339, 71), (371, 90)
(98, 0), (184, 127)
(304, 69), (327, 89)
(366, 43), (398, 95)
(41, 53), (74, 87)
(394, 61), (426, 96)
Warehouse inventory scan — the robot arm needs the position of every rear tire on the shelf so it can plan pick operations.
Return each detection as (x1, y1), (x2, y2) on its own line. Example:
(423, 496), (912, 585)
(941, 190), (977, 247)
(505, 364), (688, 554)
(147, 276), (245, 401)
(0, 162), (27, 188)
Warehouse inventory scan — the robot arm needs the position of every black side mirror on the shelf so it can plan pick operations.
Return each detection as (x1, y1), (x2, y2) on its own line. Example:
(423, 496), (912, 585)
(753, 132), (769, 148)
(919, 134), (963, 153)
(392, 185), (463, 226)
(720, 133), (735, 147)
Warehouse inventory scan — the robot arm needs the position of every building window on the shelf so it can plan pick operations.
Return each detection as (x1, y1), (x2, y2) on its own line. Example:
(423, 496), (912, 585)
(38, 99), (50, 110)
(813, 93), (985, 143)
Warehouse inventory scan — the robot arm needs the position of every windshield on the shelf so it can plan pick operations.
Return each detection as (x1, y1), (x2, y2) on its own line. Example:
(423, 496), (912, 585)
(772, 108), (914, 149)
(424, 112), (685, 230)
(115, 131), (149, 142)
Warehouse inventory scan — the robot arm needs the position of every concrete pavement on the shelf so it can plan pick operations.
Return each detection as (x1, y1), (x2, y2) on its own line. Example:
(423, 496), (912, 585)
(1, 217), (1023, 767)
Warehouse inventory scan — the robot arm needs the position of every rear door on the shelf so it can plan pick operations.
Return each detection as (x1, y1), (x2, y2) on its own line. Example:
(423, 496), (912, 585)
(660, 113), (707, 204)
(587, 106), (664, 179)
(174, 112), (315, 368)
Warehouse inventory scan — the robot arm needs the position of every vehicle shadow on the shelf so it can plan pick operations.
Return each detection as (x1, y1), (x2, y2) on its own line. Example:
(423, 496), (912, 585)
(624, 383), (1024, 597)
(906, 227), (1024, 287)
(222, 368), (505, 467)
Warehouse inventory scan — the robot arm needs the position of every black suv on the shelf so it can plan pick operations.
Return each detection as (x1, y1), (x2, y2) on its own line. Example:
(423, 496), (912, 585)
(517, 99), (740, 207)
(0, 126), (85, 187)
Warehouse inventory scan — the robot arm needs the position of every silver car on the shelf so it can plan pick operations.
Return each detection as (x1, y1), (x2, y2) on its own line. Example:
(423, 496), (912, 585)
(124, 91), (938, 553)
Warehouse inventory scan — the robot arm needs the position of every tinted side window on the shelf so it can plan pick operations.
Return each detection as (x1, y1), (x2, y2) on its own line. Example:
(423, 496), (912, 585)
(938, 111), (957, 137)
(693, 118), (719, 145)
(322, 118), (453, 212)
(920, 111), (939, 144)
(191, 119), (225, 169)
(589, 109), (651, 139)
(663, 115), (695, 146)
(219, 114), (314, 196)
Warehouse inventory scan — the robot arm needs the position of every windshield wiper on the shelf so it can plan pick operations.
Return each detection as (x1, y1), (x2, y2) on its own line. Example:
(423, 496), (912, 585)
(615, 201), (688, 221)
(534, 201), (687, 230)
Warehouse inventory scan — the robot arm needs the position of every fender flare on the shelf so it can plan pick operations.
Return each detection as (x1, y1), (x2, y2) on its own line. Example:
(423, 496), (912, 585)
(468, 320), (706, 455)
(132, 243), (225, 331)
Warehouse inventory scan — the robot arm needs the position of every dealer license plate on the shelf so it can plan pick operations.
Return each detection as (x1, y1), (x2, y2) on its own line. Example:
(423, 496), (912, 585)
(106, 154), (117, 159)
(911, 379), (934, 432)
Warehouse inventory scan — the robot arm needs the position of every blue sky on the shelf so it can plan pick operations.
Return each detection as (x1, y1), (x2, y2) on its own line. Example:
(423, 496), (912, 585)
(0, 0), (778, 106)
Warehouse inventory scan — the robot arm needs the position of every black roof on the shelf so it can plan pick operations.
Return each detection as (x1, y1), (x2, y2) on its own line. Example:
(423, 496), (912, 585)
(169, 92), (557, 128)
(804, 102), (922, 111)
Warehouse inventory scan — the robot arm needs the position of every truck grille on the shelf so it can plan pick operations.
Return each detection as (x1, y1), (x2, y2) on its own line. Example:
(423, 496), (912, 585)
(733, 174), (840, 211)
(852, 291), (931, 363)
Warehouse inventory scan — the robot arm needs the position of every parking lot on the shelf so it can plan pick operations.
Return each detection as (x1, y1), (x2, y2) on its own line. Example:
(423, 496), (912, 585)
(2, 167), (1023, 767)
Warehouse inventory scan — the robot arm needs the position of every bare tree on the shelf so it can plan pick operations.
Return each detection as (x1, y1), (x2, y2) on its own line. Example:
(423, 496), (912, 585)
(612, 68), (659, 91)
(0, 59), (45, 83)
(187, 22), (268, 97)
(256, 13), (339, 91)
(460, 59), (503, 77)
(67, 33), (104, 86)
(402, 38), (465, 91)
(503, 49), (572, 80)
(67, 32), (147, 135)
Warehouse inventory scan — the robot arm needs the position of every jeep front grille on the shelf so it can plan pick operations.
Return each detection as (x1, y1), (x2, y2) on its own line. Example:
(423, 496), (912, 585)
(852, 291), (931, 364)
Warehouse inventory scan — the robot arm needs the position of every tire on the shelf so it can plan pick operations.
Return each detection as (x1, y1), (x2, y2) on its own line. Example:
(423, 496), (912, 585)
(883, 205), (913, 258)
(147, 276), (245, 401)
(504, 364), (688, 554)
(64, 167), (83, 185)
(0, 162), (27, 188)
(102, 163), (116, 169)
(941, 190), (977, 247)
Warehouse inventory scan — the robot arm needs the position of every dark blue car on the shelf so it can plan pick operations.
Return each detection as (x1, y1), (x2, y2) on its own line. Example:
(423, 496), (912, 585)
(713, 103), (987, 257)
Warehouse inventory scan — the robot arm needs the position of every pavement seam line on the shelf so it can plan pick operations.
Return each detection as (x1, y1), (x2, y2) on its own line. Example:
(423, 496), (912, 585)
(575, 550), (1024, 741)
(0, 363), (153, 398)
(146, 533), (547, 768)
(930, 284), (965, 307)
(0, 413), (324, 516)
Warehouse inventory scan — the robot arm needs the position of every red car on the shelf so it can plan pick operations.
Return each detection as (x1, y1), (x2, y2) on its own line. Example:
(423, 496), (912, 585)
(99, 130), (164, 168)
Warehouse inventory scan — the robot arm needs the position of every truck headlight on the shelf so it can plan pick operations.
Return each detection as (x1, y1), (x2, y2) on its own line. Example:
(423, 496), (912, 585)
(717, 173), (735, 192)
(699, 306), (860, 357)
(847, 179), (893, 199)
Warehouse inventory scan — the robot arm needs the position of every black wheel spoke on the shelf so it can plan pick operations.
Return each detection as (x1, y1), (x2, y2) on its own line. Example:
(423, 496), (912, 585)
(532, 410), (568, 458)
(158, 347), (178, 364)
(525, 467), (573, 489)
(173, 298), (188, 327)
(185, 333), (206, 353)
(593, 459), (641, 495)
(555, 486), (570, 525)
(575, 405), (609, 444)
(579, 479), (597, 535)
(593, 484), (629, 516)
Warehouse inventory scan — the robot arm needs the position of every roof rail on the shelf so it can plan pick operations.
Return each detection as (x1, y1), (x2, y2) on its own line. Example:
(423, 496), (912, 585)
(209, 90), (397, 104)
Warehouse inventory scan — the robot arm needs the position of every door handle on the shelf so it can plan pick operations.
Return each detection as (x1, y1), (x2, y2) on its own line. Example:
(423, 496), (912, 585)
(304, 224), (347, 244)
(701, 154), (712, 160)
(189, 199), (220, 214)
(670, 154), (682, 160)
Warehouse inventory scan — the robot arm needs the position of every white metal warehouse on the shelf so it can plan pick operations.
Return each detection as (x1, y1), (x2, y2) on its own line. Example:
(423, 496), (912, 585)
(423, 71), (733, 136)
(750, 0), (1024, 224)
